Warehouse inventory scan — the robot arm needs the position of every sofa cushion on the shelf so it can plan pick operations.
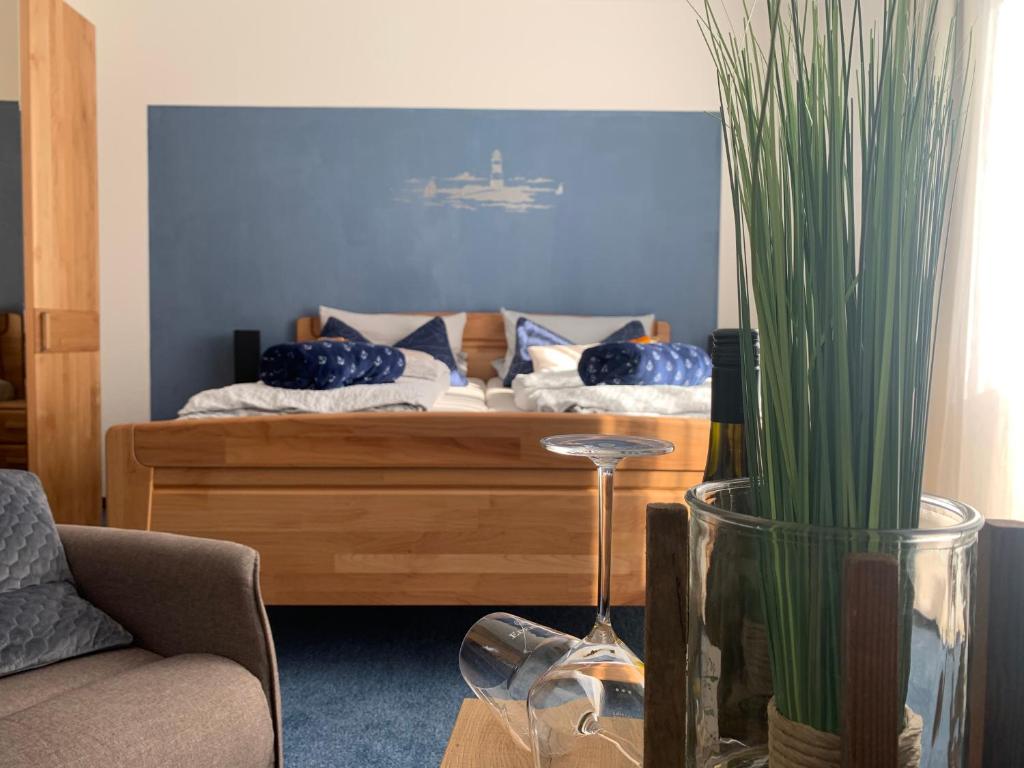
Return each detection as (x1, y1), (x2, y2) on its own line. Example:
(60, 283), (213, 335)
(0, 647), (160, 718)
(0, 653), (275, 768)
(0, 471), (132, 677)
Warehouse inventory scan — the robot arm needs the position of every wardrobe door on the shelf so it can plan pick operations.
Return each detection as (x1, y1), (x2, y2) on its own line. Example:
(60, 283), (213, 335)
(20, 0), (100, 524)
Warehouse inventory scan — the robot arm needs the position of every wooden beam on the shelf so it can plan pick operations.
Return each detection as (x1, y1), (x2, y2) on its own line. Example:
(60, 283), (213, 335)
(967, 519), (1024, 768)
(643, 502), (688, 768)
(20, 0), (102, 525)
(841, 553), (900, 768)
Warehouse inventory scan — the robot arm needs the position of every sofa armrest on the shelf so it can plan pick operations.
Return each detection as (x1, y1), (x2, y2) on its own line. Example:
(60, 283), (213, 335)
(57, 524), (282, 766)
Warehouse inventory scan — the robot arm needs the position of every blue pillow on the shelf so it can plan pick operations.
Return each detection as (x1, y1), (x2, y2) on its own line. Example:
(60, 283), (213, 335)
(319, 316), (370, 342)
(503, 318), (649, 387)
(260, 340), (405, 389)
(395, 316), (467, 386)
(320, 315), (465, 386)
(578, 341), (711, 386)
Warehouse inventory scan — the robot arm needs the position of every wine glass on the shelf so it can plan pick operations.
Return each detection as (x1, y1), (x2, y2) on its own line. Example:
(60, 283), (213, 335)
(529, 434), (675, 768)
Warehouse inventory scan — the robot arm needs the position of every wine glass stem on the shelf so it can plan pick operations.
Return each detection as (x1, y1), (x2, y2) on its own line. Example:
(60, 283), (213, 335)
(596, 462), (616, 627)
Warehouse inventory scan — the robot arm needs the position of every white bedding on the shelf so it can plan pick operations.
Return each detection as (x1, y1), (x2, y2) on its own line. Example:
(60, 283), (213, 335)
(178, 350), (450, 419)
(433, 378), (489, 413)
(484, 378), (518, 412)
(509, 369), (711, 416)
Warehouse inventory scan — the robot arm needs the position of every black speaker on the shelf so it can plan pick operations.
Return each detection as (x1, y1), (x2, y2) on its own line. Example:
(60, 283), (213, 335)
(234, 330), (261, 383)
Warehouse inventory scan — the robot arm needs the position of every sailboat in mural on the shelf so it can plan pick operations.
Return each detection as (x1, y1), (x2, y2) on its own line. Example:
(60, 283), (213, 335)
(395, 149), (564, 213)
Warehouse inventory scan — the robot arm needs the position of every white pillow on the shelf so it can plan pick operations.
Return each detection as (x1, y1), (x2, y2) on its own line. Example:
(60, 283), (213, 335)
(528, 344), (592, 373)
(497, 309), (655, 378)
(318, 306), (467, 354)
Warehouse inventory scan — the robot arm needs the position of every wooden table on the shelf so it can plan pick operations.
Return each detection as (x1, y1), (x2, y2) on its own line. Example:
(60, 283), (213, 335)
(440, 699), (642, 767)
(441, 700), (531, 767)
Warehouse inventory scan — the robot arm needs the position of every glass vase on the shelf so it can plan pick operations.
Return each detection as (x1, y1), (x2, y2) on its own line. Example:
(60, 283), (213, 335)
(685, 479), (982, 768)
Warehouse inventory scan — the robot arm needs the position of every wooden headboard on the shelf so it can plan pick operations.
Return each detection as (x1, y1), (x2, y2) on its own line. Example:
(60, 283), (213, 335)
(0, 313), (25, 399)
(296, 312), (671, 381)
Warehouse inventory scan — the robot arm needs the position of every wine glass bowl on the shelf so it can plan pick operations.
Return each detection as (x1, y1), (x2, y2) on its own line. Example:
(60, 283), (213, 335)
(459, 612), (578, 750)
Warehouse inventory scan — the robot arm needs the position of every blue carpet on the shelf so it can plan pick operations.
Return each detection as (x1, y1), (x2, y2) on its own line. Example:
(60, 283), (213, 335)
(268, 606), (645, 768)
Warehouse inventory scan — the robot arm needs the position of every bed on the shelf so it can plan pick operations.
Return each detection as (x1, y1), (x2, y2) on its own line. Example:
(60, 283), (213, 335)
(106, 312), (710, 605)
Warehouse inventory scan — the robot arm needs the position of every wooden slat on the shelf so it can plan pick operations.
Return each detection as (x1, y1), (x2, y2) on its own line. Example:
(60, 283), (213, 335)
(0, 443), (28, 469)
(841, 554), (900, 768)
(154, 466), (702, 491)
(260, 572), (615, 606)
(968, 519), (1024, 768)
(0, 401), (27, 444)
(37, 308), (98, 352)
(0, 312), (25, 398)
(0, 400), (28, 469)
(20, 0), (100, 525)
(332, 553), (616, 575)
(131, 412), (709, 471)
(148, 485), (664, 605)
(643, 503), (689, 768)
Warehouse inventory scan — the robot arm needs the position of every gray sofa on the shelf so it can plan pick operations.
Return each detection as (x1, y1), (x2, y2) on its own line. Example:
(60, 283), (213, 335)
(0, 525), (283, 768)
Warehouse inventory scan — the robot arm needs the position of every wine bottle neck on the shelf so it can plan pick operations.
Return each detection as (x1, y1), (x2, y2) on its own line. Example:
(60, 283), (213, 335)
(709, 364), (745, 424)
(703, 328), (756, 482)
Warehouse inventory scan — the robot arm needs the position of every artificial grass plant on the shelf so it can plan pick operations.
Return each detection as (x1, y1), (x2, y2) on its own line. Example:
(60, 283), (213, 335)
(699, 0), (969, 735)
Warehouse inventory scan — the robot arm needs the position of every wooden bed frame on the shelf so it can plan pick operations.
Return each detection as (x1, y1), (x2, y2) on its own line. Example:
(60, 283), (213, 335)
(106, 313), (709, 606)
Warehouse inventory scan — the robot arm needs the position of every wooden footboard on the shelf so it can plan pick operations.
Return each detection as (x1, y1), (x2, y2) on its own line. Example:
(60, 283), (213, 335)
(106, 413), (709, 605)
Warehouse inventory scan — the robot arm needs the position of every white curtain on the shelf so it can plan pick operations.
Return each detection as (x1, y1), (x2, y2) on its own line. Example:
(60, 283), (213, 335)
(925, 0), (1024, 520)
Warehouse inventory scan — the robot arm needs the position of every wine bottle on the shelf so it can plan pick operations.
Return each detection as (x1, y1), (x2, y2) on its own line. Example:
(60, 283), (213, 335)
(701, 328), (765, 743)
(703, 328), (759, 481)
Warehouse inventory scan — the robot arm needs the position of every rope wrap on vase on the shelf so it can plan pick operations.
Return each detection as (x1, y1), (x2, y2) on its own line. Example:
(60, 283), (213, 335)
(766, 698), (923, 768)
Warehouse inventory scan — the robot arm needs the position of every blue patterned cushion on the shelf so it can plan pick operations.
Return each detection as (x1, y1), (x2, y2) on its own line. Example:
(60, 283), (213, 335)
(319, 316), (370, 342)
(503, 318), (648, 387)
(395, 316), (467, 386)
(260, 340), (405, 389)
(579, 341), (711, 386)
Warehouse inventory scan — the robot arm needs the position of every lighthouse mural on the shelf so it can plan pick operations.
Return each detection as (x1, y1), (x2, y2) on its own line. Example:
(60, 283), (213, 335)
(490, 150), (504, 189)
(396, 148), (563, 213)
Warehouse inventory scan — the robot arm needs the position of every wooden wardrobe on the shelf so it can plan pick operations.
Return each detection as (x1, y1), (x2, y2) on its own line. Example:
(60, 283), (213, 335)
(17, 0), (101, 525)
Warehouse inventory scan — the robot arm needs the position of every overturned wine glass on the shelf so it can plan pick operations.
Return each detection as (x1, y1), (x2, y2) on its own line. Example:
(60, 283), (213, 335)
(459, 612), (579, 750)
(528, 434), (674, 768)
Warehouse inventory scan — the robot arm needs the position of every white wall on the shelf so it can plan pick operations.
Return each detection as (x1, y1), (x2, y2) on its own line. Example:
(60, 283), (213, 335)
(0, 0), (18, 101)
(65, 0), (745, 434)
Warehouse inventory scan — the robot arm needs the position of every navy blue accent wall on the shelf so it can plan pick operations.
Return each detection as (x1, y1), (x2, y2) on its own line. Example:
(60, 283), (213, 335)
(148, 107), (721, 419)
(0, 101), (23, 314)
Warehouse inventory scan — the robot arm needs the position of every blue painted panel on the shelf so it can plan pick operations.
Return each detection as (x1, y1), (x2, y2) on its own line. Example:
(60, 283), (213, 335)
(148, 107), (721, 419)
(0, 101), (22, 314)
